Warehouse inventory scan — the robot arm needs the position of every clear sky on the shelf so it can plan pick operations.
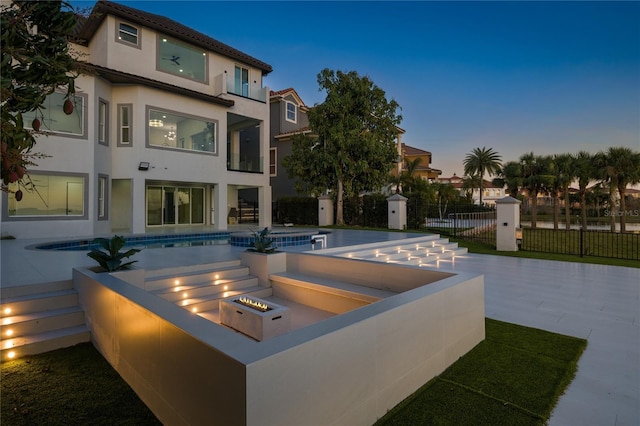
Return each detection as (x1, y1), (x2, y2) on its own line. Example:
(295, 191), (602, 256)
(72, 0), (640, 178)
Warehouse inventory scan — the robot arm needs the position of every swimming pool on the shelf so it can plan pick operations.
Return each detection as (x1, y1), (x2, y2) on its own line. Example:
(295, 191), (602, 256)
(31, 229), (327, 251)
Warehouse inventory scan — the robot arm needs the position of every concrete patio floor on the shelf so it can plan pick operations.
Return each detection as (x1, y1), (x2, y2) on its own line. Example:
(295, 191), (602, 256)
(1, 228), (638, 425)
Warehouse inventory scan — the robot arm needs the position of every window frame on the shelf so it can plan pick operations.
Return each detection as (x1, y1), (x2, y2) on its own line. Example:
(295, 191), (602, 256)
(269, 147), (277, 177)
(97, 174), (109, 220)
(98, 98), (109, 146)
(234, 65), (249, 97)
(145, 105), (218, 155)
(23, 92), (87, 139)
(117, 104), (132, 147)
(157, 35), (208, 84)
(285, 101), (297, 123)
(2, 171), (89, 221)
(116, 21), (140, 48)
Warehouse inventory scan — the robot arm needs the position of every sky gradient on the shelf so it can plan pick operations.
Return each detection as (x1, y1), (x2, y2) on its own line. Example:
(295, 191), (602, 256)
(72, 0), (640, 178)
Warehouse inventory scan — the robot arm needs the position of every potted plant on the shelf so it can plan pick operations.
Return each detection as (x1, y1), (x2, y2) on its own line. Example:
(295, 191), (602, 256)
(87, 235), (141, 272)
(240, 227), (285, 286)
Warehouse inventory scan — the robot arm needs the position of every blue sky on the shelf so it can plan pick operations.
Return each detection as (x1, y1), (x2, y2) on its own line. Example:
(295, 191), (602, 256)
(72, 0), (640, 177)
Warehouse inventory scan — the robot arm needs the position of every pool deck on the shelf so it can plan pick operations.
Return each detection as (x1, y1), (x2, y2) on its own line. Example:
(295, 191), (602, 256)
(1, 227), (638, 426)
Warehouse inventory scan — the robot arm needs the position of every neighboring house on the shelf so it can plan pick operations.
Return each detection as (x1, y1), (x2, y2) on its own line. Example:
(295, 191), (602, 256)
(269, 88), (311, 201)
(1, 0), (273, 238)
(393, 143), (442, 183)
(439, 174), (506, 206)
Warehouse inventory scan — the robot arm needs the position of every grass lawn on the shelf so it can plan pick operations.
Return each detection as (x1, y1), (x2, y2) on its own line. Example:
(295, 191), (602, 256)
(1, 319), (586, 425)
(375, 318), (587, 426)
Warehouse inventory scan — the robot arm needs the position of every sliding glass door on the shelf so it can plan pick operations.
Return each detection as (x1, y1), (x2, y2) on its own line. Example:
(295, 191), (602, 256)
(147, 186), (204, 226)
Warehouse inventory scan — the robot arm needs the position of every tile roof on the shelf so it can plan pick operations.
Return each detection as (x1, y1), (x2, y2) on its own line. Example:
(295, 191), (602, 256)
(401, 143), (432, 156)
(86, 63), (234, 107)
(76, 0), (272, 75)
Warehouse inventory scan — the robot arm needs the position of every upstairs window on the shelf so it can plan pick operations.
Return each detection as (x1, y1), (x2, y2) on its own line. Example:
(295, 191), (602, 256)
(234, 66), (249, 97)
(147, 107), (216, 154)
(117, 22), (139, 47)
(98, 99), (108, 145)
(158, 35), (207, 83)
(286, 101), (297, 123)
(269, 147), (277, 176)
(23, 92), (85, 137)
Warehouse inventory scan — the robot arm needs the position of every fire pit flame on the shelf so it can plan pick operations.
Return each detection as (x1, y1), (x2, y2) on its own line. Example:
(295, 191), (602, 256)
(236, 297), (271, 312)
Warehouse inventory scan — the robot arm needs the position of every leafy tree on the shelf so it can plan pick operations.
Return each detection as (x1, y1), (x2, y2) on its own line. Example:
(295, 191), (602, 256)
(597, 147), (640, 232)
(1, 0), (83, 193)
(573, 151), (595, 230)
(551, 153), (575, 230)
(283, 69), (402, 225)
(520, 152), (553, 229)
(432, 182), (458, 221)
(492, 161), (522, 198)
(463, 147), (502, 205)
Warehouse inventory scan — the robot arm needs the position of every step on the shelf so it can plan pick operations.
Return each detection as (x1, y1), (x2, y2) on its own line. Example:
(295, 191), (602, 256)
(0, 280), (73, 299)
(269, 272), (397, 303)
(156, 276), (259, 302)
(145, 265), (251, 291)
(1, 290), (80, 317)
(144, 260), (242, 280)
(0, 306), (86, 338)
(315, 234), (444, 255)
(1, 325), (90, 361)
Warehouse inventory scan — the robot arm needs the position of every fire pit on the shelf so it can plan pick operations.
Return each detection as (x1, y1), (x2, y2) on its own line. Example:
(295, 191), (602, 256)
(219, 296), (290, 341)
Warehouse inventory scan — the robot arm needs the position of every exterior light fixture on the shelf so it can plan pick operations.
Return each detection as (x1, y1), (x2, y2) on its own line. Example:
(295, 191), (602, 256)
(138, 162), (150, 171)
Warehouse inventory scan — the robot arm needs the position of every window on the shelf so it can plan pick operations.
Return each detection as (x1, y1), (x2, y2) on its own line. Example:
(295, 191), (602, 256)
(97, 174), (109, 220)
(117, 22), (139, 47)
(23, 92), (85, 137)
(286, 101), (297, 123)
(234, 66), (249, 97)
(147, 107), (217, 154)
(118, 104), (132, 146)
(98, 99), (108, 145)
(269, 147), (277, 176)
(158, 35), (207, 83)
(146, 186), (204, 226)
(7, 172), (87, 218)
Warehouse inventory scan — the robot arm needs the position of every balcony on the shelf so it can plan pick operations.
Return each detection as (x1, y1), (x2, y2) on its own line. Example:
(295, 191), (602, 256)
(215, 72), (266, 103)
(227, 154), (263, 173)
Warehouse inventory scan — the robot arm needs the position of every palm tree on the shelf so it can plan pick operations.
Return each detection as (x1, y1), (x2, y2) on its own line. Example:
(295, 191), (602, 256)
(463, 147), (502, 205)
(599, 147), (640, 232)
(402, 157), (423, 193)
(520, 153), (553, 229)
(433, 183), (458, 221)
(594, 151), (618, 232)
(551, 153), (575, 230)
(573, 151), (595, 230)
(492, 161), (522, 198)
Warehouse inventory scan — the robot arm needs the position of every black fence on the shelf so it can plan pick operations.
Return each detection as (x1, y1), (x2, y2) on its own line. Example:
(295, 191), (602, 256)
(520, 228), (640, 261)
(423, 202), (497, 247)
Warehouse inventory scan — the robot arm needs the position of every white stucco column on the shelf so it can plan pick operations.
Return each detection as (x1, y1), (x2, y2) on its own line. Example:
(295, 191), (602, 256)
(387, 193), (408, 230)
(131, 178), (146, 234)
(258, 185), (272, 228)
(495, 196), (521, 251)
(318, 195), (334, 226)
(215, 184), (228, 230)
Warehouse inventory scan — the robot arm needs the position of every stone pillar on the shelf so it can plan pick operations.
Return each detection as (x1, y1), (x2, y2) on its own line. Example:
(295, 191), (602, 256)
(318, 195), (334, 226)
(387, 194), (408, 230)
(495, 196), (521, 251)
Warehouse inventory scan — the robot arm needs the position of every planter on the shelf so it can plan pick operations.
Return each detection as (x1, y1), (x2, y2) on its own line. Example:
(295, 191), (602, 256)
(240, 251), (286, 287)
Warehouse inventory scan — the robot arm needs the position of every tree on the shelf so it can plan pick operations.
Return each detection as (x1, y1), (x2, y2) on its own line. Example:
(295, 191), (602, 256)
(573, 151), (595, 230)
(463, 147), (502, 205)
(597, 147), (640, 232)
(283, 69), (402, 225)
(1, 1), (83, 193)
(550, 153), (575, 230)
(520, 152), (553, 229)
(433, 183), (458, 221)
(492, 161), (522, 198)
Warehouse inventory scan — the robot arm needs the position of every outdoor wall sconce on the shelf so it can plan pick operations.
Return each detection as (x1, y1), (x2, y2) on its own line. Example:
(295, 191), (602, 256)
(138, 162), (150, 171)
(503, 222), (508, 226)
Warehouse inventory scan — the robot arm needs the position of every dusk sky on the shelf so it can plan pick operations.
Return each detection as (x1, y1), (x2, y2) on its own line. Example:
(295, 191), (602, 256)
(72, 0), (640, 178)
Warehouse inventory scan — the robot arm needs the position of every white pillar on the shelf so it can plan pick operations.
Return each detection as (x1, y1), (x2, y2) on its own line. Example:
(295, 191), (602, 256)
(258, 185), (272, 228)
(495, 196), (521, 251)
(318, 195), (334, 226)
(387, 194), (408, 230)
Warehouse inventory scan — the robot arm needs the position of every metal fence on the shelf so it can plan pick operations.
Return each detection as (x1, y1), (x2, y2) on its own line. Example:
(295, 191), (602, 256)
(424, 203), (497, 247)
(520, 228), (640, 261)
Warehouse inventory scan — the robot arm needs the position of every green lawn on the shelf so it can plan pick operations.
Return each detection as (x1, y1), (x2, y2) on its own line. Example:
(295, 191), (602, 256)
(1, 320), (586, 425)
(375, 319), (587, 426)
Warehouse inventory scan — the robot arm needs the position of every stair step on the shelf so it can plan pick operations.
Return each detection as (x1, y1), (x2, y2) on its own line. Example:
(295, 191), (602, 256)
(1, 325), (90, 361)
(1, 290), (79, 317)
(144, 260), (242, 280)
(145, 265), (251, 291)
(0, 280), (73, 299)
(156, 276), (259, 302)
(179, 285), (271, 312)
(0, 306), (86, 338)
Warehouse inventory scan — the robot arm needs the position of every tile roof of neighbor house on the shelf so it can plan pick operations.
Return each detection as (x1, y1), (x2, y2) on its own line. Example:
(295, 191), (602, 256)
(270, 88), (308, 108)
(75, 0), (273, 75)
(402, 143), (432, 156)
(274, 127), (313, 138)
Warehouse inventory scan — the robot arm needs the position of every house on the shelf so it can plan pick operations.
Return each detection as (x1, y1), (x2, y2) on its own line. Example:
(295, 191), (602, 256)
(392, 143), (442, 183)
(439, 173), (506, 206)
(1, 0), (273, 238)
(269, 88), (311, 201)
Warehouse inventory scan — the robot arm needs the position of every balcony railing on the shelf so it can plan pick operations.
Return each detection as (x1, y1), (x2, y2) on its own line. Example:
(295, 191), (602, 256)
(227, 154), (263, 173)
(225, 79), (266, 102)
